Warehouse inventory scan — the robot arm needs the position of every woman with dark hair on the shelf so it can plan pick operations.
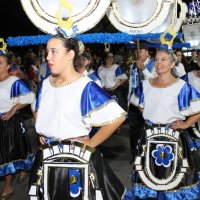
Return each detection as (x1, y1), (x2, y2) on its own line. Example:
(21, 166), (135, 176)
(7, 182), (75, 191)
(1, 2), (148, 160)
(98, 51), (128, 110)
(0, 52), (35, 199)
(76, 50), (102, 87)
(173, 49), (186, 77)
(174, 49), (190, 73)
(126, 49), (200, 199)
(30, 33), (127, 200)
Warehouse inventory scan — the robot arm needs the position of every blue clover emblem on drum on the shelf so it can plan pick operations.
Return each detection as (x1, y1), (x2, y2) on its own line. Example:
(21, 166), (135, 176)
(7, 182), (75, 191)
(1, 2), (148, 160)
(134, 127), (189, 191)
(152, 144), (174, 168)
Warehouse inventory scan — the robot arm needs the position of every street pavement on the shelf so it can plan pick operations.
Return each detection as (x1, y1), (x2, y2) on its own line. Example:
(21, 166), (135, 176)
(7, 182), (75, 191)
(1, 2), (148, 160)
(0, 112), (133, 200)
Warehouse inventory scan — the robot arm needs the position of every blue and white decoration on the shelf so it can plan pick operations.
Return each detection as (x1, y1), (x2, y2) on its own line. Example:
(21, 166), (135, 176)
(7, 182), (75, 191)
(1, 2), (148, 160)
(69, 169), (82, 198)
(134, 126), (189, 191)
(152, 144), (174, 168)
(188, 0), (200, 17)
(3, 0), (190, 48)
(19, 0), (187, 35)
(6, 32), (185, 47)
(107, 0), (187, 34)
(28, 142), (104, 200)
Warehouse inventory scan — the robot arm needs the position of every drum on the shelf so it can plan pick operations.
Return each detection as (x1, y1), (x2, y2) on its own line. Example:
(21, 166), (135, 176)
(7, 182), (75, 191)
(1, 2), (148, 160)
(134, 125), (189, 191)
(28, 141), (104, 200)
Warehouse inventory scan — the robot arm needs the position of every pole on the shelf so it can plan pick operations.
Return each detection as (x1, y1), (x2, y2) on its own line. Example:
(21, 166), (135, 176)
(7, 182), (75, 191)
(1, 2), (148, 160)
(136, 40), (141, 84)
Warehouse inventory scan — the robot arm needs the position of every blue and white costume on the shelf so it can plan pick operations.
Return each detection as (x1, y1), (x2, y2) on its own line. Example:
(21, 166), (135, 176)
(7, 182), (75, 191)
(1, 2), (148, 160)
(126, 78), (200, 200)
(82, 69), (102, 88)
(127, 58), (155, 160)
(88, 69), (102, 87)
(30, 76), (127, 200)
(0, 76), (35, 176)
(174, 62), (186, 78)
(127, 58), (155, 104)
(181, 71), (200, 150)
(98, 64), (128, 110)
(97, 64), (127, 89)
(181, 70), (200, 93)
(32, 76), (125, 140)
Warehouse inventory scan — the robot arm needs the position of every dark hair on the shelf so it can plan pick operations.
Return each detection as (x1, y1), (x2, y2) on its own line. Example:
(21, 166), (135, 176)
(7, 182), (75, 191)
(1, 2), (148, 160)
(191, 49), (197, 53)
(81, 51), (91, 61)
(50, 33), (79, 65)
(101, 51), (113, 65)
(0, 53), (12, 65)
(174, 49), (189, 71)
(139, 42), (149, 50)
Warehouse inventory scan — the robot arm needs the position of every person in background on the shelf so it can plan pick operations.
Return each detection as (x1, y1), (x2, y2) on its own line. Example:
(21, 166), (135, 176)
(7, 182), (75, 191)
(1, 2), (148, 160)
(181, 69), (200, 93)
(98, 51), (128, 111)
(0, 52), (35, 199)
(180, 63), (200, 154)
(91, 53), (101, 72)
(27, 57), (40, 93)
(173, 50), (187, 77)
(38, 48), (51, 84)
(7, 51), (17, 66)
(187, 49), (198, 72)
(127, 43), (155, 161)
(23, 48), (38, 77)
(114, 50), (124, 65)
(126, 48), (200, 200)
(174, 50), (186, 77)
(15, 55), (28, 81)
(8, 55), (28, 82)
(127, 43), (156, 104)
(30, 33), (127, 199)
(76, 50), (102, 87)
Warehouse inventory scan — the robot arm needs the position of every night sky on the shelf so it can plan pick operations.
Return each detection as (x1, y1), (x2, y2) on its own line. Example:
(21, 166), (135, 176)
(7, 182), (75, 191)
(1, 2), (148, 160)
(0, 0), (192, 39)
(1, 1), (44, 38)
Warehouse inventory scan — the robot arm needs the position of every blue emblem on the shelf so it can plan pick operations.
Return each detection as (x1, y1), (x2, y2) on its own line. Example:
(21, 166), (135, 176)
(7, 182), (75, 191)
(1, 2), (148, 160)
(152, 144), (174, 167)
(69, 169), (82, 198)
(57, 25), (78, 38)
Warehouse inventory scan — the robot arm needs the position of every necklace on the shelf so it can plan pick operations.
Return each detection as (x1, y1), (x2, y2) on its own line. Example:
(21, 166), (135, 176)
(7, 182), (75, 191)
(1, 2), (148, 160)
(49, 76), (72, 88)
(49, 75), (84, 88)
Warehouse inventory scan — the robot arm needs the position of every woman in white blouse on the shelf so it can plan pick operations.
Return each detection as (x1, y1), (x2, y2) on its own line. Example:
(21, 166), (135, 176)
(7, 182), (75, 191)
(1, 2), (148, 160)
(30, 33), (127, 200)
(0, 52), (35, 199)
(98, 51), (128, 110)
(128, 49), (200, 200)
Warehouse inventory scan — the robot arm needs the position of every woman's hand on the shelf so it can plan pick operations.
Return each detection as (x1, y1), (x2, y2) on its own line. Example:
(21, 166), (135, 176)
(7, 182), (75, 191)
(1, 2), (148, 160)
(1, 104), (28, 121)
(136, 60), (145, 71)
(1, 107), (16, 121)
(75, 136), (93, 151)
(39, 136), (46, 145)
(171, 120), (189, 130)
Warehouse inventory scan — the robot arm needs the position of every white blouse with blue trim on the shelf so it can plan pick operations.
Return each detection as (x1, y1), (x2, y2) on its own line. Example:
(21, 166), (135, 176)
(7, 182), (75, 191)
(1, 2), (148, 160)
(32, 76), (126, 140)
(0, 76), (35, 113)
(130, 78), (200, 124)
(98, 64), (127, 88)
(186, 71), (200, 93)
